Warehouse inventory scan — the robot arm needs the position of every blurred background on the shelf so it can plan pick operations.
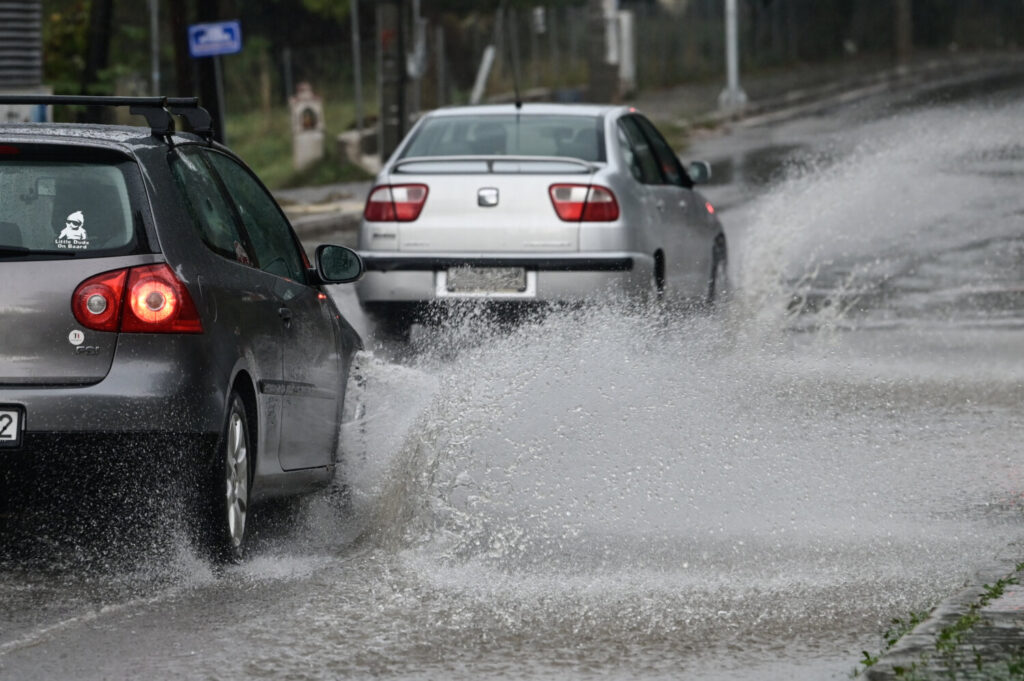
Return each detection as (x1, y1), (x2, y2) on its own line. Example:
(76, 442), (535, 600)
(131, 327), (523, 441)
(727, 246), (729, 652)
(3, 0), (1023, 188)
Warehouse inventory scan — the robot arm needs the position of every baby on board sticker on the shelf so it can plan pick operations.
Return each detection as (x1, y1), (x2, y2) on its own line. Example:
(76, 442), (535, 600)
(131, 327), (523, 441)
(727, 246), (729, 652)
(56, 210), (90, 249)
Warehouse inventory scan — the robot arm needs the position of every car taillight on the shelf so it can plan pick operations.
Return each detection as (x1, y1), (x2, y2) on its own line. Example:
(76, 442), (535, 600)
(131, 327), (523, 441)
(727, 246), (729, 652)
(72, 269), (127, 332)
(363, 184), (429, 222)
(549, 184), (620, 222)
(72, 264), (202, 334)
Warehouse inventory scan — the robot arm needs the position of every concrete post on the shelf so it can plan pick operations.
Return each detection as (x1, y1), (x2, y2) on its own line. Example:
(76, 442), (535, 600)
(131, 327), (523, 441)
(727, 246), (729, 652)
(718, 0), (747, 113)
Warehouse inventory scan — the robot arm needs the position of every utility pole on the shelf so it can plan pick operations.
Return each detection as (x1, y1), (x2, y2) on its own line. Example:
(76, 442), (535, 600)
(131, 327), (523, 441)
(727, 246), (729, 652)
(195, 0), (225, 143)
(149, 0), (160, 95)
(351, 0), (364, 140)
(378, 0), (406, 160)
(718, 0), (747, 113)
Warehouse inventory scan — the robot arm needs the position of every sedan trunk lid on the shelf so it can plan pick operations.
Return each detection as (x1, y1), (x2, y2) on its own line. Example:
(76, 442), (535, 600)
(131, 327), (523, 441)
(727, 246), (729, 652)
(384, 158), (596, 253)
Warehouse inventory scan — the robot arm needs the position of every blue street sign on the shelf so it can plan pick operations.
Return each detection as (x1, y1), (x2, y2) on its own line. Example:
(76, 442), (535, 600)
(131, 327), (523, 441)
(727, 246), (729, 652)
(188, 21), (242, 58)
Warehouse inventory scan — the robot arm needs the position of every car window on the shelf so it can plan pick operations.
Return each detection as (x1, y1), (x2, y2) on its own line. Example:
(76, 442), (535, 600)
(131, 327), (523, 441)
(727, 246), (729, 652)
(204, 151), (307, 283)
(616, 124), (644, 182)
(0, 156), (136, 258)
(617, 117), (663, 184)
(401, 114), (606, 162)
(633, 115), (693, 188)
(170, 146), (254, 267)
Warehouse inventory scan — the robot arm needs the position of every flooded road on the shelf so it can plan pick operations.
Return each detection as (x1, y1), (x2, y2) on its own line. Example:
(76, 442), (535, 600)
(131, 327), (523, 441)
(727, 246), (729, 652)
(3, 72), (1024, 680)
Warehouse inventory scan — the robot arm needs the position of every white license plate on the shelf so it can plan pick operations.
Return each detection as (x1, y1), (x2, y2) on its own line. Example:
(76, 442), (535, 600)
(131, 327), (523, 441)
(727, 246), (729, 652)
(446, 267), (527, 293)
(0, 406), (23, 447)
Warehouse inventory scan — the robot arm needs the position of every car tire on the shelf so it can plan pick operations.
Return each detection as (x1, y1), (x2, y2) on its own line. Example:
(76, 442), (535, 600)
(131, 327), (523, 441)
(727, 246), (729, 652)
(706, 235), (729, 306)
(367, 303), (416, 343)
(198, 391), (253, 563)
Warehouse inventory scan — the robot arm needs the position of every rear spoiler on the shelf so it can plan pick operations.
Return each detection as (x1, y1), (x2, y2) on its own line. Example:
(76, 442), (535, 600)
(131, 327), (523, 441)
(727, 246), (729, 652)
(391, 155), (597, 175)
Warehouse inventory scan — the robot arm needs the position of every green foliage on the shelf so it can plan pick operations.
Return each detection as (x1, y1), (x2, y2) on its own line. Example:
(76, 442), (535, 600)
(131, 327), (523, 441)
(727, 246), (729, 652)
(885, 612), (929, 648)
(860, 650), (879, 668)
(858, 572), (1023, 679)
(224, 99), (373, 190)
(854, 610), (930, 676)
(300, 0), (350, 21)
(42, 0), (89, 93)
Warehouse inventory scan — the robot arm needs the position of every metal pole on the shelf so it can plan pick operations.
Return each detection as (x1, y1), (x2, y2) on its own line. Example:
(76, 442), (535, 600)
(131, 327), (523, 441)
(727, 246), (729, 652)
(378, 0), (406, 160)
(718, 0), (747, 112)
(351, 0), (364, 139)
(149, 0), (160, 95)
(214, 54), (227, 145)
(435, 24), (446, 107)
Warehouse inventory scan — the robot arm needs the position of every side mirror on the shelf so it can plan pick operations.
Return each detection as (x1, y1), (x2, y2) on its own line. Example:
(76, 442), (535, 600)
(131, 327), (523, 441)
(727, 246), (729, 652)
(688, 160), (712, 185)
(314, 244), (364, 284)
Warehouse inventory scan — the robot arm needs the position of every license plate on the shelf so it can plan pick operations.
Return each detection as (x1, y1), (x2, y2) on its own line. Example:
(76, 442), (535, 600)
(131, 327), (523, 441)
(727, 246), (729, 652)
(0, 406), (24, 448)
(446, 267), (527, 293)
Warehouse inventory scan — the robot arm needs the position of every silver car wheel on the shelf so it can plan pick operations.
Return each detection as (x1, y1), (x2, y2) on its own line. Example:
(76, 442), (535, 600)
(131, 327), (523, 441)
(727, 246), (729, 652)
(224, 404), (249, 548)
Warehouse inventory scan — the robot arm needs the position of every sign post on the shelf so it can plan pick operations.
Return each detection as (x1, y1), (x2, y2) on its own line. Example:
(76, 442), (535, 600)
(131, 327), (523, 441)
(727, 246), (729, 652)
(188, 20), (242, 143)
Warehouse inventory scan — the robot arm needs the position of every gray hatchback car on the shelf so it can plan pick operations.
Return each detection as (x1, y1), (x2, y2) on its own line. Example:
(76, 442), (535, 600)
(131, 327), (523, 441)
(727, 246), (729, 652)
(0, 96), (364, 560)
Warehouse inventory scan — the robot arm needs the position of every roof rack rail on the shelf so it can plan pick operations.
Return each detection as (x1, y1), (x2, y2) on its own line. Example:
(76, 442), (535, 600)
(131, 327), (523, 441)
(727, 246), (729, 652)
(0, 95), (215, 141)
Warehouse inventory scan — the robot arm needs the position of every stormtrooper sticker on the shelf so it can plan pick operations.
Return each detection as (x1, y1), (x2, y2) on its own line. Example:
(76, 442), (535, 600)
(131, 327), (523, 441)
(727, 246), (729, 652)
(55, 210), (90, 250)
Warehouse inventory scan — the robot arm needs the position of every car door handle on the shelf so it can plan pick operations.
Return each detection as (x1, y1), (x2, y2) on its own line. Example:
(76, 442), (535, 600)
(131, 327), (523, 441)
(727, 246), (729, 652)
(278, 306), (293, 327)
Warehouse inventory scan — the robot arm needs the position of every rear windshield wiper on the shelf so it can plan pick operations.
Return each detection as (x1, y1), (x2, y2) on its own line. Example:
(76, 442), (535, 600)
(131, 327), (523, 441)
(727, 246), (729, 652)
(0, 246), (78, 258)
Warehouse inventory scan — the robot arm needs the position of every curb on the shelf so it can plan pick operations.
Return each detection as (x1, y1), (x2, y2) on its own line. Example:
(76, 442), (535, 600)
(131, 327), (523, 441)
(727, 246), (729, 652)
(865, 553), (1024, 680)
(681, 52), (1024, 132)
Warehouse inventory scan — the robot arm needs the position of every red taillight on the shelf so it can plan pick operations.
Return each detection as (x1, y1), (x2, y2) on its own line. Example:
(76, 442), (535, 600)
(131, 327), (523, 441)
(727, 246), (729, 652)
(549, 184), (620, 222)
(363, 184), (429, 222)
(0, 145), (20, 156)
(706, 201), (716, 215)
(72, 264), (202, 334)
(72, 269), (127, 332)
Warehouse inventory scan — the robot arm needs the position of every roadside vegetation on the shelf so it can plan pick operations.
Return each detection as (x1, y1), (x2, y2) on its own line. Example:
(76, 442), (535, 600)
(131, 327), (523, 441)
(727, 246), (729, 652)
(224, 102), (373, 189)
(854, 564), (1024, 679)
(38, 0), (1024, 191)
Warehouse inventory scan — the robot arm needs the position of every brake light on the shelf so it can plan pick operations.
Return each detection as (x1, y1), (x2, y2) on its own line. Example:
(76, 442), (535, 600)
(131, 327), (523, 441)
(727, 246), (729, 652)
(706, 202), (716, 215)
(72, 264), (202, 334)
(549, 184), (620, 222)
(363, 184), (429, 222)
(72, 269), (127, 332)
(0, 145), (19, 156)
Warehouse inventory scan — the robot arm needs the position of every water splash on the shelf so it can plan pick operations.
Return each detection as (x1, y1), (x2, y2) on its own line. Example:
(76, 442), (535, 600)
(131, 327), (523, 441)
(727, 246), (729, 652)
(328, 98), (1024, 678)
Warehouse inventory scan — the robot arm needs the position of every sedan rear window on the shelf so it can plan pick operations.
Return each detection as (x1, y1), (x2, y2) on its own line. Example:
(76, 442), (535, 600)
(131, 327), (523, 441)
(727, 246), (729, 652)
(400, 114), (605, 162)
(0, 158), (135, 259)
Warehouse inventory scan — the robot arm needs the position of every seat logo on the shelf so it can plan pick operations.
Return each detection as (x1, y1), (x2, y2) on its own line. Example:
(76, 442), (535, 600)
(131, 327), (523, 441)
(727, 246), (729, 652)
(478, 187), (499, 207)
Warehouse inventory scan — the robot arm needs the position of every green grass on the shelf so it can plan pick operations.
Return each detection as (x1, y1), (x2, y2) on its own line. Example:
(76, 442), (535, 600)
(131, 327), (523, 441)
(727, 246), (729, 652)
(224, 100), (374, 190)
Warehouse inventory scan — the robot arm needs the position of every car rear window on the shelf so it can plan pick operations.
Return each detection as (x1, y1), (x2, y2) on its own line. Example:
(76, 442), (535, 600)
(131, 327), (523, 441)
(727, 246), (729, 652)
(400, 114), (605, 162)
(0, 155), (137, 259)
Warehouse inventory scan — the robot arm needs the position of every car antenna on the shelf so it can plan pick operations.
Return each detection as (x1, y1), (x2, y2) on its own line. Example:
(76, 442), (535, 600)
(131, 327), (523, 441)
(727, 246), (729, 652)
(500, 0), (523, 111)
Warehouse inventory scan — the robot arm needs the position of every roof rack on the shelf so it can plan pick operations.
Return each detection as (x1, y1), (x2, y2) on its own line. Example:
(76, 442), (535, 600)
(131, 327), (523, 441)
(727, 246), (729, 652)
(0, 95), (215, 141)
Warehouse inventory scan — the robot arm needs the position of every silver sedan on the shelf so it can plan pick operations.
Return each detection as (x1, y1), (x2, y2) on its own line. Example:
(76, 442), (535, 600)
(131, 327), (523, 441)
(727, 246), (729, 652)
(356, 103), (727, 337)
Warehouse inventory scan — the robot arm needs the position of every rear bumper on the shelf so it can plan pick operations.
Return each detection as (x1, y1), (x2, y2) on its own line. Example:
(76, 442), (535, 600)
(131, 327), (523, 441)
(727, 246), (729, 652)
(0, 334), (224, 439)
(356, 251), (654, 303)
